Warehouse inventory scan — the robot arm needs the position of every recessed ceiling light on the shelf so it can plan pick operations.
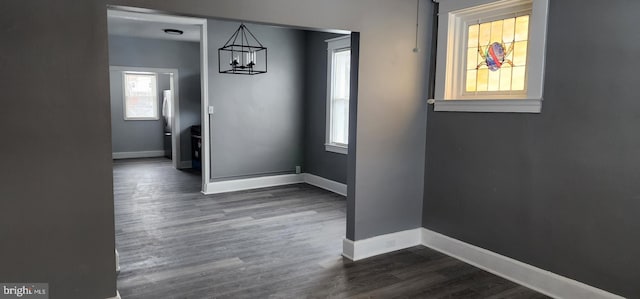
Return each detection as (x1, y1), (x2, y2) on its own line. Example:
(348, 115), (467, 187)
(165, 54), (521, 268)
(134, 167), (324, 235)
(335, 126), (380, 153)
(163, 29), (184, 35)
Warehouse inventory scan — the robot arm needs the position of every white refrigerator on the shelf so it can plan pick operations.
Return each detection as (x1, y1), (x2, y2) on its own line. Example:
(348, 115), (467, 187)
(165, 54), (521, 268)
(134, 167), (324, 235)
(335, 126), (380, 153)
(162, 90), (172, 159)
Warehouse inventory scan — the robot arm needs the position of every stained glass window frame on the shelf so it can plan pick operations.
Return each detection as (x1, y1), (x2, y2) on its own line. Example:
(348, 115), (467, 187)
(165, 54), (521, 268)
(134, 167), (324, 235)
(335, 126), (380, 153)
(432, 0), (550, 113)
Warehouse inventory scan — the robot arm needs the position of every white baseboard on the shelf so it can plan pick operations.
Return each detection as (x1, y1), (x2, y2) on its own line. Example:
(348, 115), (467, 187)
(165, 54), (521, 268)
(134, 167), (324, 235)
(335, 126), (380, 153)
(179, 160), (192, 169)
(341, 228), (623, 299)
(342, 229), (422, 261)
(420, 228), (623, 299)
(109, 251), (121, 299)
(112, 150), (165, 159)
(115, 249), (120, 273)
(303, 173), (347, 196)
(203, 173), (348, 196)
(105, 290), (121, 299)
(203, 174), (303, 195)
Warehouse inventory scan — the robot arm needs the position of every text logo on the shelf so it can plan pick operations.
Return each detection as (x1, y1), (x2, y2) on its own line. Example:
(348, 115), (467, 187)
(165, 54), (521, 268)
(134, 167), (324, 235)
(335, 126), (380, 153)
(0, 284), (48, 299)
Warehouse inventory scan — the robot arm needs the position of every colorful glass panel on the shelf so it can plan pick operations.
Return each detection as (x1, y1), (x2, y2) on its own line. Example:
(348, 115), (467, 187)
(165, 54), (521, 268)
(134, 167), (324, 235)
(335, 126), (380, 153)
(465, 15), (530, 93)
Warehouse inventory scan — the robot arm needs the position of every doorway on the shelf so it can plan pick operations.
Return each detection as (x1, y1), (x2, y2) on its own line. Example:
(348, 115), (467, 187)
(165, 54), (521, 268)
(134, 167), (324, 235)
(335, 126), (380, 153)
(107, 9), (210, 192)
(109, 66), (180, 167)
(105, 8), (359, 298)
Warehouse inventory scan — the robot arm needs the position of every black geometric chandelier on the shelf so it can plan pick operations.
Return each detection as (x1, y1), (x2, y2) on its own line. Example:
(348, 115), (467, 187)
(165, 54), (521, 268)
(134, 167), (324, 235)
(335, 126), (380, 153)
(218, 23), (267, 75)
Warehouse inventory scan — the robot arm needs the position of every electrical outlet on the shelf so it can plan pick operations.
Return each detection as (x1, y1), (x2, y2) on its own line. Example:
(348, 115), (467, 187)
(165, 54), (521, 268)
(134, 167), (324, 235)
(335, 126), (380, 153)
(295, 166), (301, 174)
(208, 106), (214, 114)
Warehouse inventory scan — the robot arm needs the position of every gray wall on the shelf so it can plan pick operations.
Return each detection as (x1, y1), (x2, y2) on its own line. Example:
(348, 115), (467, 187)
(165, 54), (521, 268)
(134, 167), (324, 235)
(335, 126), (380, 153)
(111, 0), (428, 248)
(2, 1), (428, 297)
(108, 35), (201, 162)
(207, 19), (305, 180)
(7, 0), (638, 297)
(346, 33), (360, 240)
(0, 1), (117, 298)
(423, 0), (638, 297)
(109, 71), (169, 153)
(303, 31), (348, 184)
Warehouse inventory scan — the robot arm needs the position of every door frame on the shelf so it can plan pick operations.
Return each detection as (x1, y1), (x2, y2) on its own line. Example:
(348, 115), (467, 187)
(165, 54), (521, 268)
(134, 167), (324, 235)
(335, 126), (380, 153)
(107, 9), (210, 193)
(109, 66), (181, 169)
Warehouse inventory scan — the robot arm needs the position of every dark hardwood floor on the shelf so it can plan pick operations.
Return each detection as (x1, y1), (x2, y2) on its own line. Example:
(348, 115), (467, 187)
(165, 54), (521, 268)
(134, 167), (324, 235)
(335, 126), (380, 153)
(113, 158), (546, 299)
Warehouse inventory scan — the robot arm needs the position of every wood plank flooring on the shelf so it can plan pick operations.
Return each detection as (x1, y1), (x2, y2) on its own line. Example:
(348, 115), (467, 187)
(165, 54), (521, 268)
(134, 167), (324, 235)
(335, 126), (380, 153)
(113, 158), (547, 299)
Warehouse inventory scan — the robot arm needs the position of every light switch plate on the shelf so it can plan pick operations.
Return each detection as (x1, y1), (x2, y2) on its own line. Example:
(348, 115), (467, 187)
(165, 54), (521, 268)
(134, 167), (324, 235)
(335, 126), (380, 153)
(208, 106), (214, 114)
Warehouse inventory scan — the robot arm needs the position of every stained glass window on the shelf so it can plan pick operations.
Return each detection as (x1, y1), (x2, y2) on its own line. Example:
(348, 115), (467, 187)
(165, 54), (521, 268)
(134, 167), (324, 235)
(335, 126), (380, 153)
(465, 15), (530, 93)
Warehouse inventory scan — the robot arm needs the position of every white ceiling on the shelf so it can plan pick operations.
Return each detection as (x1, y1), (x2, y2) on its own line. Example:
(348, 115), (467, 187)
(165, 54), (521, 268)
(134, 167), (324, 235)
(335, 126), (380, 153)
(108, 12), (201, 42)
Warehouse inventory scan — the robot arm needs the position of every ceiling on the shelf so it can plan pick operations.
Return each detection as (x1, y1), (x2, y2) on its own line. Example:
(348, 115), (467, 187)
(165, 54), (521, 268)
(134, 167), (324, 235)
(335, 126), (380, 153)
(107, 13), (201, 42)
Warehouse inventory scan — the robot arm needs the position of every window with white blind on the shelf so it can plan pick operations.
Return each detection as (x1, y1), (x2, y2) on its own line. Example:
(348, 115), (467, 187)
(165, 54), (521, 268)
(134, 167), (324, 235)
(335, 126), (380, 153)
(325, 36), (351, 154)
(123, 72), (159, 120)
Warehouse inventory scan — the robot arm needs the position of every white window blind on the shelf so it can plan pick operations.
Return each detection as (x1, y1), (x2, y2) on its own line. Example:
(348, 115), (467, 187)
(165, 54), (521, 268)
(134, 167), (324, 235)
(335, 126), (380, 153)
(325, 36), (351, 154)
(124, 72), (159, 120)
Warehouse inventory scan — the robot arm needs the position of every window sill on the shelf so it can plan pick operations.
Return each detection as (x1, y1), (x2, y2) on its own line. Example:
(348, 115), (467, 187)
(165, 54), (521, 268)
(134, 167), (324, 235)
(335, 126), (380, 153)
(124, 117), (160, 121)
(325, 143), (348, 155)
(433, 99), (542, 113)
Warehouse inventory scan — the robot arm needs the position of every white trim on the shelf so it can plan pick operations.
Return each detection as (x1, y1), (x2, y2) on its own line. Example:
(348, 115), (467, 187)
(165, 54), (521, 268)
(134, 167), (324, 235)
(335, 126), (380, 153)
(303, 173), (347, 196)
(420, 228), (624, 299)
(342, 238), (356, 260)
(200, 20), (211, 194)
(342, 229), (422, 261)
(341, 228), (624, 298)
(110, 66), (179, 74)
(324, 143), (348, 155)
(105, 290), (121, 299)
(110, 66), (181, 169)
(203, 174), (303, 195)
(112, 150), (164, 159)
(179, 160), (192, 169)
(434, 99), (541, 113)
(107, 9), (206, 26)
(115, 249), (120, 273)
(325, 35), (351, 47)
(169, 73), (181, 170)
(202, 173), (348, 196)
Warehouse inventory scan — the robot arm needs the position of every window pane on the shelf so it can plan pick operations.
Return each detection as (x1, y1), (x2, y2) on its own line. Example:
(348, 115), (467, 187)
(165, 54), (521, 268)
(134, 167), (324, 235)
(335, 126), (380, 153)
(490, 20), (503, 44)
(477, 68), (489, 92)
(512, 41), (528, 66)
(468, 24), (479, 48)
(478, 22), (491, 46)
(466, 70), (477, 92)
(333, 50), (350, 100)
(515, 15), (529, 41)
(331, 49), (350, 145)
(488, 69), (500, 91)
(499, 67), (512, 91)
(467, 47), (478, 70)
(124, 73), (158, 119)
(331, 98), (348, 144)
(502, 18), (515, 43)
(511, 66), (526, 90)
